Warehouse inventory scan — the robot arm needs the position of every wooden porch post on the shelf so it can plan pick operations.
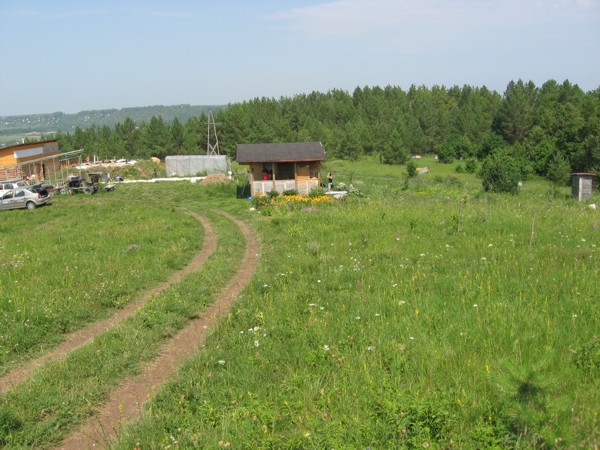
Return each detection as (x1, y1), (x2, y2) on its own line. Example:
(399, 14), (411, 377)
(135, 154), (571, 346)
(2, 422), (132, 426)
(248, 169), (254, 196)
(294, 162), (298, 192)
(271, 162), (276, 191)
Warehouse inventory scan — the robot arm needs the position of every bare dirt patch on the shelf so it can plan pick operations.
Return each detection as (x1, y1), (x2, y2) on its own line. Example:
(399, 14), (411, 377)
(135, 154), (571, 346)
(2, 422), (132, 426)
(55, 210), (260, 450)
(0, 211), (215, 394)
(200, 174), (232, 184)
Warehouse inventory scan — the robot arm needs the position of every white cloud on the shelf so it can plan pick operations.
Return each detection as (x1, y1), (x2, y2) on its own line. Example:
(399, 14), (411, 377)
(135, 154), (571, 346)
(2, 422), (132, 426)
(573, 0), (598, 7)
(270, 0), (599, 39)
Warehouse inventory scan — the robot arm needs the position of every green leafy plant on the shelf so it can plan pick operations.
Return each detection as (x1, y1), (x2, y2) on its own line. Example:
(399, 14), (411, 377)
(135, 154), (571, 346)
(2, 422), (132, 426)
(479, 152), (522, 194)
(406, 160), (417, 178)
(308, 185), (325, 198)
(465, 158), (478, 174)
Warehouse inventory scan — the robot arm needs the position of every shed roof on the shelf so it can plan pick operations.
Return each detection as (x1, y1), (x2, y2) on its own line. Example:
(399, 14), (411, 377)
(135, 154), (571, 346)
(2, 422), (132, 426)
(1, 139), (58, 153)
(235, 142), (326, 163)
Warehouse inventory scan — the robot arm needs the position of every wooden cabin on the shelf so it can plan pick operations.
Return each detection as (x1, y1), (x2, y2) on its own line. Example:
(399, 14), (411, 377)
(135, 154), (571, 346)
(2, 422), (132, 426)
(0, 139), (81, 184)
(236, 142), (326, 196)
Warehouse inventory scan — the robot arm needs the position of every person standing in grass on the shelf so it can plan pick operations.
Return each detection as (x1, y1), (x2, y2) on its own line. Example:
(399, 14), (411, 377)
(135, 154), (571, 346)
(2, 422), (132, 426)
(327, 172), (333, 191)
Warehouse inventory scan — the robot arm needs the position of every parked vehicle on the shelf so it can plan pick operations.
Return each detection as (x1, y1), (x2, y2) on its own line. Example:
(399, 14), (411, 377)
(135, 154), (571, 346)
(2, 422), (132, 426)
(61, 172), (114, 194)
(0, 179), (28, 196)
(0, 187), (51, 210)
(28, 183), (51, 196)
(62, 173), (99, 194)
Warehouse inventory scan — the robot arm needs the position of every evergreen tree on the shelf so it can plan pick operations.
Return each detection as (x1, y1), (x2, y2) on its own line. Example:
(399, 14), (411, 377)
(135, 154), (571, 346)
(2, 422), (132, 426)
(170, 117), (184, 154)
(493, 80), (537, 144)
(547, 152), (572, 186)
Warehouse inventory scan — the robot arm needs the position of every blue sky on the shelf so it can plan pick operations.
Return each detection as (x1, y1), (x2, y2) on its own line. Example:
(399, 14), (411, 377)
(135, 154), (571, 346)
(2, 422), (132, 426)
(1, 0), (599, 116)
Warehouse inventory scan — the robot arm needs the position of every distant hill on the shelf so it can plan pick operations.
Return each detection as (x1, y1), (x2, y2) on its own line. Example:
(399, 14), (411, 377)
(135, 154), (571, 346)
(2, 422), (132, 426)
(0, 104), (225, 144)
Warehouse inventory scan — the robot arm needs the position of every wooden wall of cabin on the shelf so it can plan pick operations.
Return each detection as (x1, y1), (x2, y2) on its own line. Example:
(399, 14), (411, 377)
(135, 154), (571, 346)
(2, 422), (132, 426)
(296, 161), (321, 181)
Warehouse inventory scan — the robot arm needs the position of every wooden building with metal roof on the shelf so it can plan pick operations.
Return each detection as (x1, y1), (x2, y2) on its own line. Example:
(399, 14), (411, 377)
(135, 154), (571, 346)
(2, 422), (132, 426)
(0, 139), (82, 185)
(236, 142), (326, 196)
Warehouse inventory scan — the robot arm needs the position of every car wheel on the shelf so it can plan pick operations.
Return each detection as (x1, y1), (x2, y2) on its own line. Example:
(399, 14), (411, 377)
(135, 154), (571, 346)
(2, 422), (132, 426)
(26, 201), (36, 210)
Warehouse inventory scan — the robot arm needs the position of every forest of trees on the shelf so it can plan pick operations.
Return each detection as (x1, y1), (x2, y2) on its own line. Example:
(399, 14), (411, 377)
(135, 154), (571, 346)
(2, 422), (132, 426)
(0, 104), (217, 136)
(52, 79), (600, 181)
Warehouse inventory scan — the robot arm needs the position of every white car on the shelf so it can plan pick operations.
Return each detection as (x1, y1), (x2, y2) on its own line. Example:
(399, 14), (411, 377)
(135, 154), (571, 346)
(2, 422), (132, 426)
(0, 179), (28, 197)
(0, 187), (51, 210)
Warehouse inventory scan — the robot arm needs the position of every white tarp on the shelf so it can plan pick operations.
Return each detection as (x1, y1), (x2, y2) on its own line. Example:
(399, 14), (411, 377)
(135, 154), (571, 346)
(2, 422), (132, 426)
(165, 155), (230, 177)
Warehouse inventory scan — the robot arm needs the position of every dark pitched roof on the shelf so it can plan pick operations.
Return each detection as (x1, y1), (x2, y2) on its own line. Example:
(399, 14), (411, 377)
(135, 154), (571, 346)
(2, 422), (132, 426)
(235, 142), (326, 163)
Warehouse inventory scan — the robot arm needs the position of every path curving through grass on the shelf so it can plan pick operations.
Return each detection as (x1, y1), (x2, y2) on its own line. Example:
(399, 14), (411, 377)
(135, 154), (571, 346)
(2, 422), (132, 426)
(55, 210), (259, 449)
(0, 211), (216, 395)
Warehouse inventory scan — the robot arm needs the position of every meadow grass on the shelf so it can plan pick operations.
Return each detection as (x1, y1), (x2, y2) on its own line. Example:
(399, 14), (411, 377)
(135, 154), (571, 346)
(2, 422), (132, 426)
(0, 188), (201, 374)
(115, 171), (597, 449)
(1, 167), (598, 448)
(0, 186), (248, 446)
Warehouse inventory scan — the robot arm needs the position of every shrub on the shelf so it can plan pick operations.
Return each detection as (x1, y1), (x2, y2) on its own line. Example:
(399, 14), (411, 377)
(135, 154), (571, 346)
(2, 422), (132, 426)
(546, 153), (571, 186)
(282, 189), (298, 196)
(437, 135), (476, 164)
(382, 144), (409, 165)
(465, 158), (478, 173)
(436, 141), (457, 163)
(308, 186), (325, 198)
(477, 132), (506, 159)
(406, 160), (417, 178)
(455, 164), (465, 173)
(251, 193), (269, 209)
(347, 184), (364, 197)
(479, 152), (523, 194)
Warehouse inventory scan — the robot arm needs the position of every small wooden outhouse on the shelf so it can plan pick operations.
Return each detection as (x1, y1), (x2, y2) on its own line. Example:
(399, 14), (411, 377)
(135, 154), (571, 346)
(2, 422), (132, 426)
(571, 173), (596, 201)
(235, 142), (326, 196)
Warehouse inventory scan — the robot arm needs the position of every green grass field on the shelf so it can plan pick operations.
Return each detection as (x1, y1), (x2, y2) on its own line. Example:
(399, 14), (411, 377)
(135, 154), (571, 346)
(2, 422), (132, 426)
(1, 160), (598, 448)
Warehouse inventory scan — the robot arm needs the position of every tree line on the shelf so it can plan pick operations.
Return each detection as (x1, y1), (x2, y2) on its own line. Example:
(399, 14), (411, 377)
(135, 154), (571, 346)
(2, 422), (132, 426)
(53, 79), (600, 181)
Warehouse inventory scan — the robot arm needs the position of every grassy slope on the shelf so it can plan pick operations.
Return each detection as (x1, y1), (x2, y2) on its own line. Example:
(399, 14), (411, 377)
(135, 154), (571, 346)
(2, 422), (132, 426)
(0, 187), (201, 373)
(1, 162), (598, 448)
(0, 183), (247, 446)
(114, 161), (597, 449)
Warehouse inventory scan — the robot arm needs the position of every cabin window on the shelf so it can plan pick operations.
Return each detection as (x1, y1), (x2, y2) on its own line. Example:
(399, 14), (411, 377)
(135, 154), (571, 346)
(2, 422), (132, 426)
(276, 162), (294, 180)
(261, 164), (273, 180)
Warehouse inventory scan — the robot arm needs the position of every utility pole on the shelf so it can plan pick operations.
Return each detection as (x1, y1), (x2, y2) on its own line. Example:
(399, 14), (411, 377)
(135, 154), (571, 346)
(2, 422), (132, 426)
(206, 109), (220, 155)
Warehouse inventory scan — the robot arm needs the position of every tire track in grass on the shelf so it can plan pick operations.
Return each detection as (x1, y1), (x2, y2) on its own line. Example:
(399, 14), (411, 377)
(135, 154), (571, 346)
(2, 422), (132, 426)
(0, 210), (215, 394)
(56, 210), (259, 450)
